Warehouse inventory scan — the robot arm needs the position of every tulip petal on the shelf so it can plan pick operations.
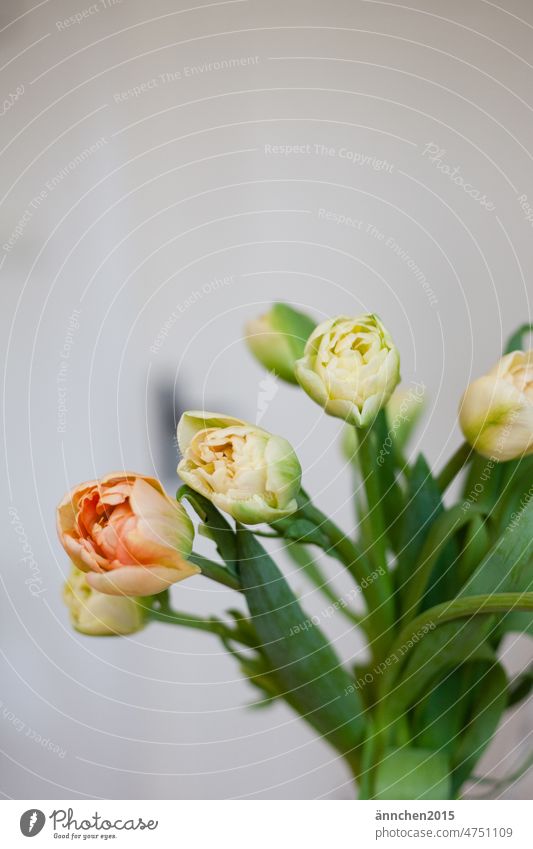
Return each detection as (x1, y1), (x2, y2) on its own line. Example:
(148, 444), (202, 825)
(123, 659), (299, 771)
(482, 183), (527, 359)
(129, 479), (194, 557)
(265, 436), (302, 509)
(177, 413), (301, 524)
(295, 314), (400, 426)
(75, 593), (144, 635)
(62, 534), (107, 572)
(294, 361), (330, 407)
(460, 374), (533, 461)
(324, 397), (362, 425)
(177, 412), (247, 454)
(214, 493), (298, 525)
(86, 563), (200, 596)
(64, 569), (146, 636)
(57, 473), (197, 596)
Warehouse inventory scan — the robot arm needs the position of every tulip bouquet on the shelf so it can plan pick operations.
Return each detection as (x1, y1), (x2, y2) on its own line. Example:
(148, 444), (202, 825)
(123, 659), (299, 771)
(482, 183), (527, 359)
(57, 306), (533, 800)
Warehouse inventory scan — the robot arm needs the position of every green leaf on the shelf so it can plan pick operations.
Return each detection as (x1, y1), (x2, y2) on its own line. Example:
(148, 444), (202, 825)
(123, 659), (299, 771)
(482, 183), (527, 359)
(413, 667), (472, 754)
(422, 540), (462, 613)
(413, 659), (509, 798)
(458, 514), (492, 588)
(460, 496), (533, 597)
(395, 501), (533, 705)
(382, 593), (533, 714)
(461, 454), (503, 513)
(395, 454), (444, 609)
(237, 527), (366, 766)
(270, 516), (330, 548)
(495, 457), (533, 533)
(374, 748), (451, 800)
(499, 610), (533, 639)
(401, 504), (486, 620)
(224, 608), (260, 646)
(372, 410), (405, 552)
(270, 302), (316, 361)
(178, 485), (238, 569)
(504, 323), (533, 354)
(386, 621), (494, 717)
(188, 553), (241, 591)
(220, 637), (282, 705)
(451, 661), (508, 795)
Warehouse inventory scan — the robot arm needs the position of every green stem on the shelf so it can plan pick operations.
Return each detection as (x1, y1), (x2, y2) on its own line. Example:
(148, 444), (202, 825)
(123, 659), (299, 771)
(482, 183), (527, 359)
(147, 606), (223, 632)
(303, 503), (374, 600)
(189, 552), (242, 591)
(299, 502), (366, 582)
(357, 426), (396, 655)
(146, 605), (257, 648)
(285, 542), (363, 627)
(303, 502), (394, 661)
(357, 427), (390, 575)
(437, 441), (472, 493)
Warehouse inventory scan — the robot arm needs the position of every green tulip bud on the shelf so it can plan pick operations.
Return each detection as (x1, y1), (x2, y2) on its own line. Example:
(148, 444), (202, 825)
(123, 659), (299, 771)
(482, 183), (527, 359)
(245, 303), (316, 384)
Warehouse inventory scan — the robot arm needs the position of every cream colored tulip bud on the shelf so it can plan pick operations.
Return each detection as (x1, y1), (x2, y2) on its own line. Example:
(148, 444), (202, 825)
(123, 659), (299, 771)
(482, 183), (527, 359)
(177, 412), (302, 524)
(245, 303), (316, 384)
(295, 314), (401, 427)
(63, 567), (146, 636)
(57, 473), (198, 596)
(459, 350), (533, 461)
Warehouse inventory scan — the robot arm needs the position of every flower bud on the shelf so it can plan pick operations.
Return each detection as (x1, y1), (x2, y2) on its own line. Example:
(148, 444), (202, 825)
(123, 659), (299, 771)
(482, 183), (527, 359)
(245, 303), (316, 384)
(295, 313), (401, 427)
(459, 351), (533, 461)
(63, 567), (145, 636)
(177, 412), (302, 524)
(57, 473), (198, 596)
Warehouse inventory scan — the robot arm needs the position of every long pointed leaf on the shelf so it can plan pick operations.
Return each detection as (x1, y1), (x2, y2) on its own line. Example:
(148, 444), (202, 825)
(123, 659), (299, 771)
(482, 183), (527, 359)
(460, 497), (533, 597)
(395, 454), (444, 611)
(382, 593), (533, 713)
(402, 504), (486, 620)
(237, 527), (366, 766)
(451, 661), (508, 794)
(504, 323), (533, 354)
(178, 485), (238, 569)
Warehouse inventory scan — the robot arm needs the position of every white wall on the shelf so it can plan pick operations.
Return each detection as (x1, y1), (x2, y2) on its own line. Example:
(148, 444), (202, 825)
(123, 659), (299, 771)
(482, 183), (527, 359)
(1, 0), (531, 799)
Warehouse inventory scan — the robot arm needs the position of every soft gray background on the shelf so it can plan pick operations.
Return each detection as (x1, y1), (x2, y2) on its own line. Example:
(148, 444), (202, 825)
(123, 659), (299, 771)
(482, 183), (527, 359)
(1, 0), (532, 799)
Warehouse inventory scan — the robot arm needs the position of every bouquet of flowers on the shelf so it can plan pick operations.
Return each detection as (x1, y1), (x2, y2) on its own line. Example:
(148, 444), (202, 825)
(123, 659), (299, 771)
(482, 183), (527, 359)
(56, 305), (533, 799)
